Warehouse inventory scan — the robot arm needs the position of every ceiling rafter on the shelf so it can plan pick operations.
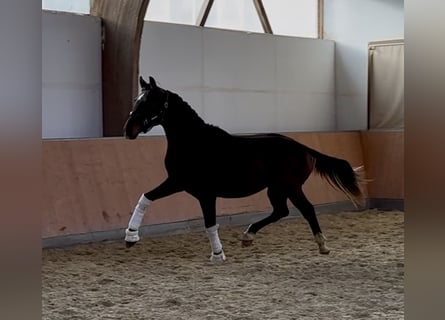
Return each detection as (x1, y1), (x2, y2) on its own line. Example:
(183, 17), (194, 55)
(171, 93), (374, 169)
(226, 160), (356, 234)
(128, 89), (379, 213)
(252, 0), (273, 34)
(196, 0), (214, 27)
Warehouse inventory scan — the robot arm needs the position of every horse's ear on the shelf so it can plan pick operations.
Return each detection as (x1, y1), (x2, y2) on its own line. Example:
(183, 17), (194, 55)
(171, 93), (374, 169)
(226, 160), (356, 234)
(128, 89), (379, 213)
(139, 76), (149, 90)
(149, 76), (158, 89)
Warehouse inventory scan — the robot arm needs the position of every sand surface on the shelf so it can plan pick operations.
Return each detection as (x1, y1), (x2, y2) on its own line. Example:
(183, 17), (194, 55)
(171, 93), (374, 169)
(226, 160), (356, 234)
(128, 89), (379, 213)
(42, 210), (404, 320)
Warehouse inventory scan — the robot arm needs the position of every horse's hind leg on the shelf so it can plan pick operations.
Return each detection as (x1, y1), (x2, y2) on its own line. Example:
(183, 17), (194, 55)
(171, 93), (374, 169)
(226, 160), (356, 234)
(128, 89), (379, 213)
(289, 189), (330, 254)
(241, 188), (289, 246)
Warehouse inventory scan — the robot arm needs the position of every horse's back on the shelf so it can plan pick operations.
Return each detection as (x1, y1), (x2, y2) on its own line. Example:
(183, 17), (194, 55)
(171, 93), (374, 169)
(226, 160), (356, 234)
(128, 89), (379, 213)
(231, 132), (308, 157)
(165, 129), (313, 197)
(207, 133), (311, 192)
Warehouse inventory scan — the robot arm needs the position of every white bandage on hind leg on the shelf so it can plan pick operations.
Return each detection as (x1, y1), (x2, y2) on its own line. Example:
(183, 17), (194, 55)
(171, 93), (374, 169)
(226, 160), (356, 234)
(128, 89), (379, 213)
(128, 194), (151, 230)
(206, 224), (223, 253)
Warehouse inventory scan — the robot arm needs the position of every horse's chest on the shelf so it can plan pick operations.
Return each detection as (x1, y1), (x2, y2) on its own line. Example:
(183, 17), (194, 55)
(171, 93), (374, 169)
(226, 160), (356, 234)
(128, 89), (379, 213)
(164, 148), (205, 174)
(165, 151), (217, 173)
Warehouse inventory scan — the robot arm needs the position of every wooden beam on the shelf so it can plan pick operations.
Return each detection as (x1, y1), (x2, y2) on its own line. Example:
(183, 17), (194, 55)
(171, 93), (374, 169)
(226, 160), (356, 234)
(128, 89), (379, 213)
(90, 0), (150, 137)
(196, 0), (214, 27)
(253, 0), (272, 34)
(318, 0), (324, 39)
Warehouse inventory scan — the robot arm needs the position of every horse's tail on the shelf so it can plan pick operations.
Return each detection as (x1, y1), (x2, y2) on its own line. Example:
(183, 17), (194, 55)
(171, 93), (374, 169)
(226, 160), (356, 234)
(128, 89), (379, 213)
(306, 148), (366, 208)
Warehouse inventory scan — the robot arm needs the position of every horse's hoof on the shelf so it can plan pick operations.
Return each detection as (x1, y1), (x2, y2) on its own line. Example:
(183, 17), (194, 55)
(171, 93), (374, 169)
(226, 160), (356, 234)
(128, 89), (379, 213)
(210, 250), (226, 263)
(125, 228), (140, 245)
(314, 233), (329, 254)
(125, 241), (137, 248)
(240, 231), (255, 247)
(241, 239), (254, 247)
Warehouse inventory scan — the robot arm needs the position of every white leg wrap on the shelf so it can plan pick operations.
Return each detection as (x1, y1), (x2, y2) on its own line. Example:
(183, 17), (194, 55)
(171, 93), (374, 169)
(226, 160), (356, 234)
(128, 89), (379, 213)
(206, 224), (223, 254)
(128, 194), (151, 230)
(125, 194), (151, 243)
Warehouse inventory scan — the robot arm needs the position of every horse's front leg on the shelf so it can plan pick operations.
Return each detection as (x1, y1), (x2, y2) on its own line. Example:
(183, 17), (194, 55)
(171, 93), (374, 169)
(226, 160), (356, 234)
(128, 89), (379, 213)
(198, 196), (226, 263)
(125, 178), (183, 247)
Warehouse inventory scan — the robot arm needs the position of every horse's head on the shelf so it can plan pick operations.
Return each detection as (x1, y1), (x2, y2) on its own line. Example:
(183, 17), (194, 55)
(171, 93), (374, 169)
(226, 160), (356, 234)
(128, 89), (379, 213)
(123, 76), (168, 139)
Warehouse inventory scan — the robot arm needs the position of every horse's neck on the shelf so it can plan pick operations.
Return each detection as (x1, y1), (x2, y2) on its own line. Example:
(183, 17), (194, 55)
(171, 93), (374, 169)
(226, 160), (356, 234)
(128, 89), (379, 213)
(161, 93), (207, 143)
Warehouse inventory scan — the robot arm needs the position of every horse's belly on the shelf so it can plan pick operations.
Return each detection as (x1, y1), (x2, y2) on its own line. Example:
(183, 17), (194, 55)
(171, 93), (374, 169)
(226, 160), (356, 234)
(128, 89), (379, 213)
(215, 180), (267, 198)
(182, 168), (267, 198)
(208, 169), (268, 198)
(168, 149), (275, 198)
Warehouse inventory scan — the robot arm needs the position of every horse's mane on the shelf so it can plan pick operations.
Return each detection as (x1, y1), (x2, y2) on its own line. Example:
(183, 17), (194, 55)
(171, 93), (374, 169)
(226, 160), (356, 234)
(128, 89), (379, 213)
(168, 91), (231, 138)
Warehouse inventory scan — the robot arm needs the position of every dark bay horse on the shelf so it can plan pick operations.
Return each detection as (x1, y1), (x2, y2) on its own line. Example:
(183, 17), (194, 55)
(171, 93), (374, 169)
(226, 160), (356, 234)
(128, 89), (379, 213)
(123, 76), (364, 262)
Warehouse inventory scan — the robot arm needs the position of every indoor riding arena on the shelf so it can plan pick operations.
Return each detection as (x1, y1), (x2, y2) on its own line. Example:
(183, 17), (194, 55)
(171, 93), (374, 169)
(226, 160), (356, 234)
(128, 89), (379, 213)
(42, 1), (404, 319)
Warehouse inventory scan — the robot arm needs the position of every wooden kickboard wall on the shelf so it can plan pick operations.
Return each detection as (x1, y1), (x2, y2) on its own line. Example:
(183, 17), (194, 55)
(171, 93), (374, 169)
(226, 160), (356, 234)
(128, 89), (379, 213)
(43, 131), (403, 239)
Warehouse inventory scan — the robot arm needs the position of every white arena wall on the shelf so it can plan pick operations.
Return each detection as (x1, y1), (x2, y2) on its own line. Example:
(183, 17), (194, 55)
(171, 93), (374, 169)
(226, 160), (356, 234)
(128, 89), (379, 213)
(139, 22), (335, 136)
(41, 2), (404, 137)
(42, 12), (335, 138)
(42, 11), (103, 139)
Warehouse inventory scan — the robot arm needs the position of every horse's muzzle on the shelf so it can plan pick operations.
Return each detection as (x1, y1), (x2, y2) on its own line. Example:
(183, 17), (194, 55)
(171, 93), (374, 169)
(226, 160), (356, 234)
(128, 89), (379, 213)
(125, 134), (137, 140)
(123, 117), (142, 140)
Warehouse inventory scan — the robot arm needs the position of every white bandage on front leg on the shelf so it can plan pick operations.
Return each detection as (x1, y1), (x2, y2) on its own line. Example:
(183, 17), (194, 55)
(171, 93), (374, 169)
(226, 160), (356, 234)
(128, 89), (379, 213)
(206, 224), (223, 253)
(125, 194), (151, 242)
(206, 224), (226, 262)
